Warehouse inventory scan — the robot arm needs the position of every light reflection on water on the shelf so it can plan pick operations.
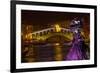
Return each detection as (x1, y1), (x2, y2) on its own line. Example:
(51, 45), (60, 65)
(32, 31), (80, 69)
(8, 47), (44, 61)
(22, 43), (71, 63)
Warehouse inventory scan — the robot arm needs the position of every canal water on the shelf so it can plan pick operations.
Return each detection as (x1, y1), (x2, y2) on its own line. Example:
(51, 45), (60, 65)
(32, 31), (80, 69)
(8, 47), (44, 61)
(21, 43), (71, 63)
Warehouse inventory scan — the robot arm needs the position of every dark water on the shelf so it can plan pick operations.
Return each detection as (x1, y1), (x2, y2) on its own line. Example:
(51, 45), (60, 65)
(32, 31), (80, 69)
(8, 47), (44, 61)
(21, 43), (71, 63)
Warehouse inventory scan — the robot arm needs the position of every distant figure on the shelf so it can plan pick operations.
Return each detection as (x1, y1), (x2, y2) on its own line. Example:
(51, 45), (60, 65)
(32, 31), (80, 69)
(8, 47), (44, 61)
(65, 18), (88, 60)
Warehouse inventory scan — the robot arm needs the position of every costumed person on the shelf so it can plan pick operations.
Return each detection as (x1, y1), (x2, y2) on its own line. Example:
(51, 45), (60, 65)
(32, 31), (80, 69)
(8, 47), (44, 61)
(65, 18), (88, 60)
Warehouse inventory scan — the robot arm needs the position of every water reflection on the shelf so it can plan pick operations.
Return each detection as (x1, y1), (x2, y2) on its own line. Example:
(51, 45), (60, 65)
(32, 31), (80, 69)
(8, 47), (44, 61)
(22, 43), (71, 63)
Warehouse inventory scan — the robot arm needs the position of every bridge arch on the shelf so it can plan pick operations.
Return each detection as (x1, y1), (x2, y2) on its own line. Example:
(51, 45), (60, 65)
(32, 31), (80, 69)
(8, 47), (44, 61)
(45, 32), (73, 43)
(31, 28), (73, 41)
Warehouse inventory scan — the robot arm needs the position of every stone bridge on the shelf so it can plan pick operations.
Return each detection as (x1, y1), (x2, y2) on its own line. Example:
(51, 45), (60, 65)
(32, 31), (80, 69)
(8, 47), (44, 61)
(27, 27), (73, 41)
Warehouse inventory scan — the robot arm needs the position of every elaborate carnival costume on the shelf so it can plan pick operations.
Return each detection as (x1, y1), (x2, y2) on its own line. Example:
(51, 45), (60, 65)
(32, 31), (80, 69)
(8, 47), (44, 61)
(66, 18), (88, 60)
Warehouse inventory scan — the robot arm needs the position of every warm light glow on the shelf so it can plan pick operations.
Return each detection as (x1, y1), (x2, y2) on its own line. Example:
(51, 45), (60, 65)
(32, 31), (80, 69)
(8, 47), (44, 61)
(55, 24), (61, 32)
(28, 34), (32, 40)
(25, 33), (33, 40)
(25, 35), (28, 39)
(55, 43), (60, 46)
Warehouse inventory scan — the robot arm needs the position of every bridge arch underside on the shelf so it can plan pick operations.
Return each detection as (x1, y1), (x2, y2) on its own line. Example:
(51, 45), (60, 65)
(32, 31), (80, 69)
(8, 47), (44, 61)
(32, 32), (73, 43)
(45, 34), (72, 44)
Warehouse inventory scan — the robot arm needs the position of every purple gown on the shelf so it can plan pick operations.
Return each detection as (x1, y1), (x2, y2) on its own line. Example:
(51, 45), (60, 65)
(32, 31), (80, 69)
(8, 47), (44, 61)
(66, 32), (86, 60)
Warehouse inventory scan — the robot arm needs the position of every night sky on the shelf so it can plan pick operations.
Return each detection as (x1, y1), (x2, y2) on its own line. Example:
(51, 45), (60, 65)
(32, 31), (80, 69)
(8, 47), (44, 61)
(21, 10), (90, 35)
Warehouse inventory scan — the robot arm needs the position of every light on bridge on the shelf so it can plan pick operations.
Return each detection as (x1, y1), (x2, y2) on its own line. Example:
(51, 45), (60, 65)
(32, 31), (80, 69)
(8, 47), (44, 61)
(55, 24), (61, 32)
